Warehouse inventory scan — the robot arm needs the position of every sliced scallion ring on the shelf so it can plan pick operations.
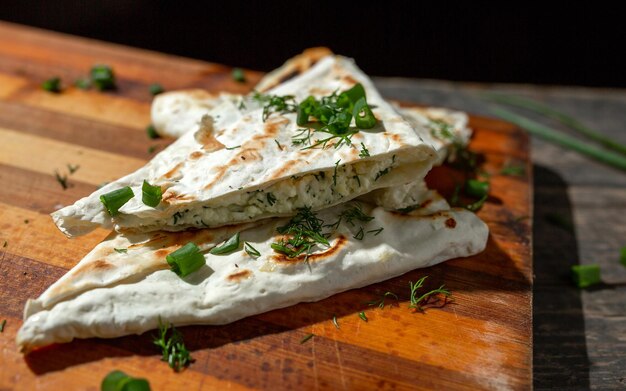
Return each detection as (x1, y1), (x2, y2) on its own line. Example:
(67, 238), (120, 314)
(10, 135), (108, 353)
(100, 187), (134, 216)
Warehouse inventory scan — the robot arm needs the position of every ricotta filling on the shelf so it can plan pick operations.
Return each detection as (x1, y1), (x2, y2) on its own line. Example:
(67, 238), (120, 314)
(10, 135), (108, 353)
(126, 155), (400, 231)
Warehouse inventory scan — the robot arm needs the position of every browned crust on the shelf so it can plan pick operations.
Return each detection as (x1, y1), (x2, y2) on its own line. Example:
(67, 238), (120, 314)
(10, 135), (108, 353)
(445, 218), (457, 228)
(256, 47), (334, 92)
(227, 269), (252, 282)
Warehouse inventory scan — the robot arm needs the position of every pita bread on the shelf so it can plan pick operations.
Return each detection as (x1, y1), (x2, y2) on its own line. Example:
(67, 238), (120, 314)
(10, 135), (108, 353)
(52, 55), (437, 237)
(18, 203), (488, 352)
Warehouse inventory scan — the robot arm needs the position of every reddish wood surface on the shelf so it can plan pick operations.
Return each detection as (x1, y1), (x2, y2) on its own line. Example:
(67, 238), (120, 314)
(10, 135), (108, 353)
(0, 22), (532, 390)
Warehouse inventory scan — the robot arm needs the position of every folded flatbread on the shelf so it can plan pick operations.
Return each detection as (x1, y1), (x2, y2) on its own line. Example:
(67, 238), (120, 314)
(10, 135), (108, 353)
(53, 55), (438, 237)
(18, 202), (488, 352)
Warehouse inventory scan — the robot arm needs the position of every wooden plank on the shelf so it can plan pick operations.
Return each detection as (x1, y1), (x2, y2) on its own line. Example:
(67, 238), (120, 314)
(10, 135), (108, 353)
(0, 22), (532, 390)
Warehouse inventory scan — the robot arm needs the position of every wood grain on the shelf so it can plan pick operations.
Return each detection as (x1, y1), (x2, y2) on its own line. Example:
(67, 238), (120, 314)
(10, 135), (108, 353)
(0, 22), (532, 390)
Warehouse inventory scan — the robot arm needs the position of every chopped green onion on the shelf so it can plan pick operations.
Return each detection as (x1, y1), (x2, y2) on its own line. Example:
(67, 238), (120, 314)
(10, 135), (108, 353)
(491, 107), (626, 172)
(114, 248), (127, 254)
(210, 232), (240, 255)
(166, 242), (206, 277)
(353, 97), (377, 129)
(465, 179), (489, 198)
(571, 264), (601, 288)
(149, 83), (164, 96)
(300, 333), (314, 344)
(101, 370), (151, 391)
(486, 93), (626, 156)
(244, 241), (261, 258)
(232, 68), (246, 83)
(90, 64), (116, 91)
(42, 77), (61, 93)
(358, 311), (368, 322)
(100, 187), (134, 216)
(620, 247), (626, 268)
(337, 83), (366, 109)
(142, 180), (162, 208)
(146, 124), (160, 139)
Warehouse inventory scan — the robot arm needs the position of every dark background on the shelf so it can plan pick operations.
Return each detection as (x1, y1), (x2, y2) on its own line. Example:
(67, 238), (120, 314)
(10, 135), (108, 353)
(1, 2), (624, 87)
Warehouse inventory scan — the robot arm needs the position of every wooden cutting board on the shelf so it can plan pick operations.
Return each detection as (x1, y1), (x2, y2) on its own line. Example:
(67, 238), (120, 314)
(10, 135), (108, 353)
(0, 22), (532, 390)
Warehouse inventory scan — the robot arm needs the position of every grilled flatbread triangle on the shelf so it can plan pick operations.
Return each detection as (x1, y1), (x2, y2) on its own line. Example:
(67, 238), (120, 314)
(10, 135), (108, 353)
(52, 55), (437, 237)
(18, 202), (488, 352)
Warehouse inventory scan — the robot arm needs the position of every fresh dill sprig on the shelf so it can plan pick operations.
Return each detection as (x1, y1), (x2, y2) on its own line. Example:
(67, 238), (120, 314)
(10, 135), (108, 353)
(266, 192), (277, 206)
(271, 207), (330, 260)
(353, 226), (365, 240)
(326, 203), (374, 231)
(292, 128), (313, 146)
(153, 319), (193, 372)
(114, 248), (127, 254)
(274, 139), (284, 150)
(408, 276), (452, 312)
(252, 92), (297, 122)
(359, 142), (370, 158)
(366, 291), (399, 309)
(367, 227), (384, 236)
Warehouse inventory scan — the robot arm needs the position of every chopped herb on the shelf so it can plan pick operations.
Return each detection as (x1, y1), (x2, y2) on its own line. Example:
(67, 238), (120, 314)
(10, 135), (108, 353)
(0, 319), (5, 332)
(367, 291), (399, 309)
(333, 160), (341, 186)
(500, 165), (525, 176)
(353, 226), (365, 240)
(244, 242), (261, 258)
(142, 180), (162, 208)
(237, 98), (246, 110)
(359, 142), (370, 158)
(114, 248), (128, 254)
(2, 241), (7, 248)
(367, 227), (384, 236)
(42, 77), (61, 93)
(353, 97), (377, 129)
(300, 333), (315, 344)
(571, 264), (601, 288)
(271, 207), (329, 259)
(396, 204), (421, 214)
(67, 164), (80, 174)
(353, 174), (361, 187)
(464, 195), (488, 212)
(232, 68), (246, 83)
(266, 192), (277, 206)
(153, 319), (193, 372)
(148, 145), (157, 154)
(408, 276), (451, 312)
(55, 171), (69, 190)
(292, 128), (313, 146)
(90, 64), (116, 91)
(100, 187), (134, 216)
(101, 370), (151, 391)
(74, 78), (91, 90)
(210, 232), (240, 255)
(253, 92), (297, 122)
(332, 314), (340, 329)
(24, 219), (29, 224)
(465, 179), (489, 199)
(226, 145), (241, 150)
(149, 83), (164, 96)
(167, 242), (206, 277)
(428, 119), (455, 140)
(274, 139), (284, 150)
(146, 124), (160, 139)
(358, 311), (368, 322)
(339, 204), (374, 226)
(449, 183), (461, 206)
(621, 247), (626, 268)
(374, 167), (391, 181)
(448, 143), (481, 173)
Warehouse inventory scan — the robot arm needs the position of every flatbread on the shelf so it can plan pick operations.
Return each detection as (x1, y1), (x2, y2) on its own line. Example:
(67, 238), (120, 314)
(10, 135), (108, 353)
(18, 203), (488, 352)
(52, 55), (437, 237)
